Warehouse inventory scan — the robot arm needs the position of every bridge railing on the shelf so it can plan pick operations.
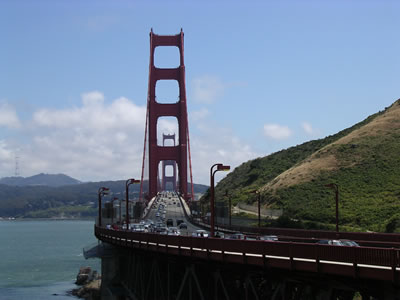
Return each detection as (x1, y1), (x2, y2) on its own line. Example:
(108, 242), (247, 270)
(191, 219), (400, 246)
(95, 226), (399, 269)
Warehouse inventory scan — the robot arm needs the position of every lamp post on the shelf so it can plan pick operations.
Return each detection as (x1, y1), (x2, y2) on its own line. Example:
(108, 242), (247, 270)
(97, 187), (109, 227)
(111, 197), (118, 224)
(325, 183), (339, 233)
(126, 178), (140, 229)
(210, 163), (230, 237)
(225, 190), (232, 227)
(119, 199), (122, 225)
(250, 190), (262, 227)
(258, 191), (261, 227)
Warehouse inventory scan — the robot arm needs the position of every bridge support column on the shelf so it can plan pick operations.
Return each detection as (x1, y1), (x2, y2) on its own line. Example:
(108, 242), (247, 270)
(176, 264), (205, 300)
(100, 247), (121, 300)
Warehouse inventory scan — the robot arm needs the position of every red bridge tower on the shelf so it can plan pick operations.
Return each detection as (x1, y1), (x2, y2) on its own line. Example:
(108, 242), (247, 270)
(140, 29), (194, 201)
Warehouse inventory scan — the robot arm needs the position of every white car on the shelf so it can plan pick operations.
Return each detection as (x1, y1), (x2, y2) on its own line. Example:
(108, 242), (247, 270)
(259, 235), (278, 241)
(192, 230), (209, 238)
(167, 227), (181, 236)
(131, 224), (145, 232)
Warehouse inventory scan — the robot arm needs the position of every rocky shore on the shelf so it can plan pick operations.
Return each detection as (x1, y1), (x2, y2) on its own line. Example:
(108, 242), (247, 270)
(69, 266), (101, 300)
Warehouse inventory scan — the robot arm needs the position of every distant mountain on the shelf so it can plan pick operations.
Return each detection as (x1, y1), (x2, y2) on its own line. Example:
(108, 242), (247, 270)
(0, 173), (81, 187)
(0, 177), (208, 218)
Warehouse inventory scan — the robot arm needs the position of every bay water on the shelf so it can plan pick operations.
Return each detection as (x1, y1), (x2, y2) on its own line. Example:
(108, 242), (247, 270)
(0, 220), (100, 300)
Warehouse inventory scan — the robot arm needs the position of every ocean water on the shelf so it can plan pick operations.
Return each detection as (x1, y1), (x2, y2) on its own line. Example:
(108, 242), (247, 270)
(0, 220), (100, 300)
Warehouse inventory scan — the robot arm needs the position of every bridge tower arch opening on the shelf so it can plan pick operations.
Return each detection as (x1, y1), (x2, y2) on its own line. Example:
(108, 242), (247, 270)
(140, 29), (194, 202)
(161, 133), (177, 192)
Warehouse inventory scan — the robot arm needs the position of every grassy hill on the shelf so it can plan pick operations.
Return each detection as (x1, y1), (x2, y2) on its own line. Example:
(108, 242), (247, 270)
(208, 99), (400, 233)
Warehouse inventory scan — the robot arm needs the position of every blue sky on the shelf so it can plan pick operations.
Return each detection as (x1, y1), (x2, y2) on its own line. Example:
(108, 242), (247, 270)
(1, 0), (399, 185)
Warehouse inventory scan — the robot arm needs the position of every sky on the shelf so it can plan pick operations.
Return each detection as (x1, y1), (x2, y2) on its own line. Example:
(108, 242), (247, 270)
(0, 0), (399, 185)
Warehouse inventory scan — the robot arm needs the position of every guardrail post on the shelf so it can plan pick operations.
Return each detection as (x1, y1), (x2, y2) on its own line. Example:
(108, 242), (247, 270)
(289, 242), (294, 270)
(315, 244), (320, 273)
(392, 248), (397, 283)
(353, 246), (358, 278)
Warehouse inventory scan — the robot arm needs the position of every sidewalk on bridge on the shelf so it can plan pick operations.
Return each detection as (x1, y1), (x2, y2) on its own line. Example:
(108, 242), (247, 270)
(233, 205), (280, 219)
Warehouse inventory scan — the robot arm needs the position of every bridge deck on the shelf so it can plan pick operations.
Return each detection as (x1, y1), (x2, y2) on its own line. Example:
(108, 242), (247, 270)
(95, 226), (400, 285)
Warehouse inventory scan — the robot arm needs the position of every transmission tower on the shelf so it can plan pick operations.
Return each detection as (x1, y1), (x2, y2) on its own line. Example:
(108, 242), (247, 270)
(14, 153), (20, 177)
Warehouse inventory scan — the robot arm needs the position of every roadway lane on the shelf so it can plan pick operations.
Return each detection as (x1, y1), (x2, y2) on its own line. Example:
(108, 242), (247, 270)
(145, 191), (204, 236)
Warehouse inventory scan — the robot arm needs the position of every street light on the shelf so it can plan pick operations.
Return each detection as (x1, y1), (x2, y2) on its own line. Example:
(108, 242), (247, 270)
(225, 190), (232, 227)
(250, 190), (262, 227)
(111, 197), (118, 224)
(325, 183), (339, 233)
(210, 163), (230, 237)
(126, 178), (140, 229)
(119, 199), (122, 225)
(98, 187), (109, 227)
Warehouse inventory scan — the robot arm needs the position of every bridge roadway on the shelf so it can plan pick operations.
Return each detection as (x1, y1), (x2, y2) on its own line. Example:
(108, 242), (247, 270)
(96, 195), (400, 287)
(144, 191), (203, 236)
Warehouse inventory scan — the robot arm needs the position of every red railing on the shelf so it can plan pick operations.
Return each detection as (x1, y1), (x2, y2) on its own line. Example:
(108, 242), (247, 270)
(95, 226), (399, 283)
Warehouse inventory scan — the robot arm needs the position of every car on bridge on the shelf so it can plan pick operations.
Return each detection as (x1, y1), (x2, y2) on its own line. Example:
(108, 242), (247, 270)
(214, 231), (225, 238)
(339, 239), (360, 247)
(167, 227), (181, 236)
(178, 222), (187, 229)
(317, 239), (359, 246)
(260, 235), (278, 242)
(227, 233), (246, 240)
(166, 219), (174, 227)
(192, 230), (209, 237)
(131, 224), (145, 232)
(155, 226), (167, 234)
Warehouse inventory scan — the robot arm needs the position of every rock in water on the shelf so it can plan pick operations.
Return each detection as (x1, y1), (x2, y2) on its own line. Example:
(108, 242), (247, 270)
(75, 266), (92, 285)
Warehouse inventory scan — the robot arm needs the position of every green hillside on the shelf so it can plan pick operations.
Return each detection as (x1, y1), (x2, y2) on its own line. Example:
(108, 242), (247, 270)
(207, 100), (400, 233)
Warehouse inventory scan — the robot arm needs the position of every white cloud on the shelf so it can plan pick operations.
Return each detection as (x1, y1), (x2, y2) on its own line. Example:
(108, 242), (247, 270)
(0, 91), (261, 185)
(33, 92), (144, 130)
(82, 90), (104, 106)
(189, 124), (259, 184)
(14, 92), (147, 181)
(0, 140), (13, 162)
(263, 124), (292, 140)
(301, 121), (320, 136)
(192, 75), (225, 104)
(0, 102), (21, 129)
(190, 108), (209, 122)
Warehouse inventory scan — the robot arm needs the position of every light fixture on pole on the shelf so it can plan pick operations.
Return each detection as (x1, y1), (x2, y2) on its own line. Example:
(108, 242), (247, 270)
(98, 187), (109, 227)
(210, 163), (230, 237)
(225, 190), (232, 227)
(250, 190), (262, 227)
(325, 183), (339, 233)
(126, 178), (140, 229)
(111, 197), (118, 224)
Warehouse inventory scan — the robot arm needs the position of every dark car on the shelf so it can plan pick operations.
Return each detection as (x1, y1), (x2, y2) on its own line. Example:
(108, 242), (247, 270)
(228, 233), (246, 240)
(176, 219), (184, 226)
(166, 219), (174, 227)
(178, 222), (187, 229)
(317, 239), (331, 245)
